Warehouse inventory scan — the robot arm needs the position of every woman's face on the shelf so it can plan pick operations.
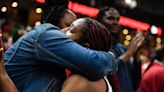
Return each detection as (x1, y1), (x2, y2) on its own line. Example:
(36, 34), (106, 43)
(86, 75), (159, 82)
(59, 10), (77, 29)
(63, 18), (86, 44)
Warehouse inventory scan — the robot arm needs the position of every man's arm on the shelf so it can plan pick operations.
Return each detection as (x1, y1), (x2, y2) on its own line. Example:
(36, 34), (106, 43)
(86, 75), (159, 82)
(36, 25), (117, 80)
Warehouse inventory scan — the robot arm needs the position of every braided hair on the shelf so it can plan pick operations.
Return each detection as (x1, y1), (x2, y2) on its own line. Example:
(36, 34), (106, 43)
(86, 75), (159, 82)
(41, 0), (68, 26)
(81, 18), (112, 52)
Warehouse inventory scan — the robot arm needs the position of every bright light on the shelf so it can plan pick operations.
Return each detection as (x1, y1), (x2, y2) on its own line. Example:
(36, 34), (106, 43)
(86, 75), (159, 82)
(26, 26), (32, 31)
(36, 0), (45, 4)
(125, 35), (131, 40)
(12, 2), (18, 8)
(36, 8), (42, 14)
(150, 25), (158, 34)
(156, 37), (161, 43)
(125, 0), (132, 4)
(122, 29), (129, 35)
(124, 40), (129, 46)
(35, 21), (41, 26)
(1, 7), (7, 12)
(156, 43), (161, 49)
(119, 16), (150, 31)
(129, 0), (137, 9)
(157, 27), (162, 36)
(68, 1), (99, 18)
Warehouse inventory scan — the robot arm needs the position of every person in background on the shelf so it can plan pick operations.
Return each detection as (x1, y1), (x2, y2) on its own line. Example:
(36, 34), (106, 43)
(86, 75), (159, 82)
(4, 0), (117, 92)
(97, 7), (145, 92)
(136, 46), (164, 92)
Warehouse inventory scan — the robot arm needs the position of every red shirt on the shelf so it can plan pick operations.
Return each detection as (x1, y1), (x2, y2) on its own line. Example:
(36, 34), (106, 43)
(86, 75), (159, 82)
(137, 61), (164, 92)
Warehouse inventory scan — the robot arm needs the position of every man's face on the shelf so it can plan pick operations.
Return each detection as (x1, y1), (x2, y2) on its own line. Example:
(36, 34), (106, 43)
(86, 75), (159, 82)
(102, 8), (121, 34)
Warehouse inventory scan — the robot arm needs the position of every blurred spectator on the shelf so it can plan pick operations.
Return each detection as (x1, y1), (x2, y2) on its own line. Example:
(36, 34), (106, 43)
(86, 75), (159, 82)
(11, 23), (28, 43)
(97, 7), (145, 92)
(137, 46), (164, 92)
(1, 21), (13, 51)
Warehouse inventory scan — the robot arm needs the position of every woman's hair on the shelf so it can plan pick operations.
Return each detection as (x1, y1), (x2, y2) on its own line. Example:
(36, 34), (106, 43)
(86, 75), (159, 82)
(81, 18), (112, 52)
(41, 0), (68, 26)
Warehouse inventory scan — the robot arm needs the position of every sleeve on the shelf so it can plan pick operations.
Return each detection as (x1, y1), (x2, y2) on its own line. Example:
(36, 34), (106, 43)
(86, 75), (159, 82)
(36, 28), (117, 80)
(136, 71), (159, 92)
(116, 59), (125, 68)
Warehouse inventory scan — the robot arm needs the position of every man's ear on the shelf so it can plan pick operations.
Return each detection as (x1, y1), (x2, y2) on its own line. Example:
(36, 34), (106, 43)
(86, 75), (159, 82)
(83, 43), (90, 48)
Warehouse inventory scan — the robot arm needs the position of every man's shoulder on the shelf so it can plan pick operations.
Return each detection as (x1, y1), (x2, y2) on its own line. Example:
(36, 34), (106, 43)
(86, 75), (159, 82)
(33, 23), (66, 37)
(34, 23), (60, 32)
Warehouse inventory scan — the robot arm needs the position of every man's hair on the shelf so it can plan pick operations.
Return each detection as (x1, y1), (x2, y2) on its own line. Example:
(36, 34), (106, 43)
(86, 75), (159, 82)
(41, 0), (68, 26)
(82, 18), (112, 52)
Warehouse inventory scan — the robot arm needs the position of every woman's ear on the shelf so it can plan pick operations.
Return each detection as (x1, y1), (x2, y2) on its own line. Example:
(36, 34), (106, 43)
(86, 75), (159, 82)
(83, 43), (90, 48)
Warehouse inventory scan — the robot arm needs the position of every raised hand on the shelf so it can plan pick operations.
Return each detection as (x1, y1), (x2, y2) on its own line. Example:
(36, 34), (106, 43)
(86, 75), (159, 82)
(127, 31), (145, 53)
(119, 31), (145, 62)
